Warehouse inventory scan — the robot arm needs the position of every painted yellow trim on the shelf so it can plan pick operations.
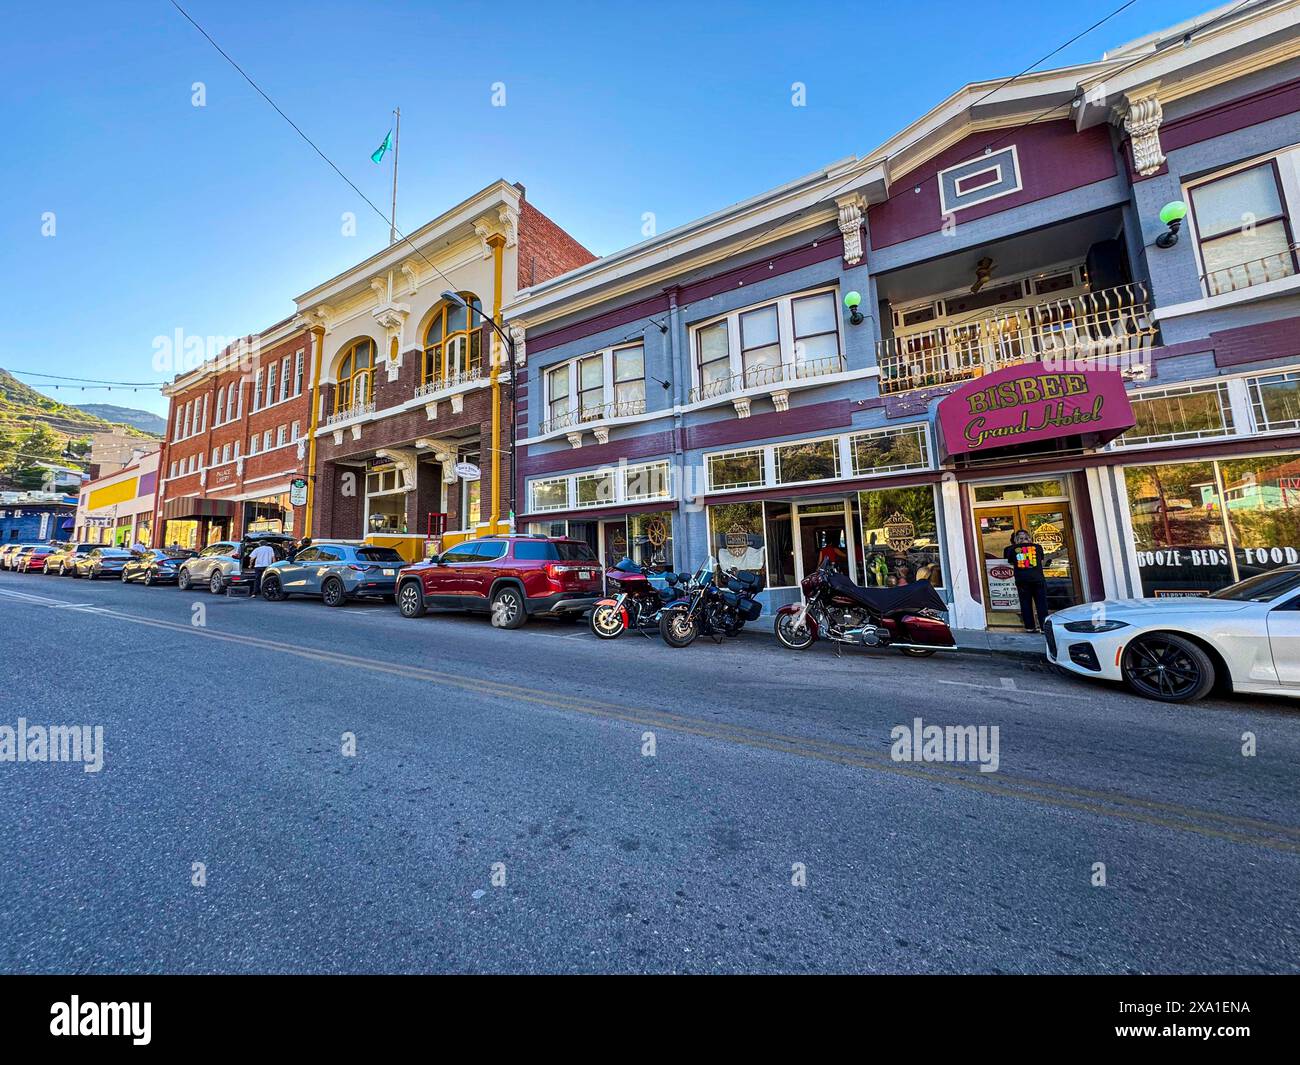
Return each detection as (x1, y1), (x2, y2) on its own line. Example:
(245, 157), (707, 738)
(489, 234), (505, 530)
(88, 478), (138, 510)
(304, 326), (326, 536)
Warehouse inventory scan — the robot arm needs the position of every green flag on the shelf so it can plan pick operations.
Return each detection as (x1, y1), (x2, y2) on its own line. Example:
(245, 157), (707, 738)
(371, 130), (392, 164)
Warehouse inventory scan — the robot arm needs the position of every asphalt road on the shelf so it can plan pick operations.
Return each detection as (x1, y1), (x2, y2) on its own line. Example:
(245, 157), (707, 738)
(1, 566), (1297, 974)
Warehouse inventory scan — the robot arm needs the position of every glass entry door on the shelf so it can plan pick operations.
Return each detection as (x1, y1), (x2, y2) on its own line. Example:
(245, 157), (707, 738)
(793, 501), (857, 584)
(976, 501), (1082, 627)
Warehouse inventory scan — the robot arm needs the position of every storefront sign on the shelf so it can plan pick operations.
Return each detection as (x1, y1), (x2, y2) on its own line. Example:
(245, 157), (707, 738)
(290, 478), (308, 507)
(454, 462), (481, 480)
(883, 511), (916, 552)
(1034, 521), (1064, 554)
(938, 363), (1134, 457)
(985, 562), (1020, 610)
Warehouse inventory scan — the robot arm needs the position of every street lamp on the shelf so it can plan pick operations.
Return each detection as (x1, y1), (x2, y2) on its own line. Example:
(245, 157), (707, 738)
(440, 291), (517, 530)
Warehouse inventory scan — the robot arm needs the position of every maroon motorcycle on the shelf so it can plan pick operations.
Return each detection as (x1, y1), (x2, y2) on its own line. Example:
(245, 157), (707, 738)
(590, 558), (687, 639)
(774, 559), (956, 656)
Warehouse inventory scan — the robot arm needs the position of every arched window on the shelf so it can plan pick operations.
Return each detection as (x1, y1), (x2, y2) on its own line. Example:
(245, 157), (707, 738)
(423, 294), (483, 387)
(335, 338), (375, 413)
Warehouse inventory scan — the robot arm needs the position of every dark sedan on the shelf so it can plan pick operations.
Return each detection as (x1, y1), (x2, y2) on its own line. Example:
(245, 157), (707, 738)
(121, 548), (198, 586)
(73, 547), (135, 579)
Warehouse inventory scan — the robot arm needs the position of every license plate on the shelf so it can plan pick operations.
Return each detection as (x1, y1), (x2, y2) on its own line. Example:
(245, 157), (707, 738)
(383, 568), (395, 576)
(580, 570), (592, 579)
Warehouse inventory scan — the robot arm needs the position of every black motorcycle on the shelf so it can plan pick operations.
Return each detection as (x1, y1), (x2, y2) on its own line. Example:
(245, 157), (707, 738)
(658, 559), (763, 648)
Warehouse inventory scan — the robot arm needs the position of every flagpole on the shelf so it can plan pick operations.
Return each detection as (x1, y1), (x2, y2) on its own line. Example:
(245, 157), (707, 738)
(389, 107), (400, 246)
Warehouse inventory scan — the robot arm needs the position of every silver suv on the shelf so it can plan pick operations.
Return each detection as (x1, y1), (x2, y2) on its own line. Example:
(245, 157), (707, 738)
(177, 541), (241, 593)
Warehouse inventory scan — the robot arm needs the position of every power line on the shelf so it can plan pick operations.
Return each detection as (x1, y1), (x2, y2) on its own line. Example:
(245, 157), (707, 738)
(168, 0), (466, 307)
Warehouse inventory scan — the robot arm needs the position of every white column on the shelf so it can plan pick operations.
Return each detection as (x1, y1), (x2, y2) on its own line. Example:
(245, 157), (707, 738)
(940, 476), (984, 630)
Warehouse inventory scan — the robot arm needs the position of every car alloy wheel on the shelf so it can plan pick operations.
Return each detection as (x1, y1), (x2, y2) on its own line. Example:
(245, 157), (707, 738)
(1121, 633), (1215, 703)
(261, 575), (285, 602)
(321, 578), (345, 608)
(178, 569), (191, 591)
(209, 571), (224, 595)
(143, 569), (154, 586)
(490, 586), (526, 629)
(397, 581), (426, 618)
(120, 569), (128, 582)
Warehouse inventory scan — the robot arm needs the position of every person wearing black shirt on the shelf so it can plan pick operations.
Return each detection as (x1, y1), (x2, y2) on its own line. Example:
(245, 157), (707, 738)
(1003, 529), (1051, 633)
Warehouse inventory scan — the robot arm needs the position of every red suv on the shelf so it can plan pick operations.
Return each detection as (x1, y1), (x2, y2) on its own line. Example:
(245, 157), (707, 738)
(395, 535), (603, 628)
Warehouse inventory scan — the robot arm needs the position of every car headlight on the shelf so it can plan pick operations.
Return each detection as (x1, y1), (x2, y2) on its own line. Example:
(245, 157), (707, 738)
(1063, 619), (1130, 633)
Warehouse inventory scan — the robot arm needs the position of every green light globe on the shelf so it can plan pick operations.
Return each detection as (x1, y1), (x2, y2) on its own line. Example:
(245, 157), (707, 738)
(843, 291), (862, 309)
(1159, 201), (1188, 225)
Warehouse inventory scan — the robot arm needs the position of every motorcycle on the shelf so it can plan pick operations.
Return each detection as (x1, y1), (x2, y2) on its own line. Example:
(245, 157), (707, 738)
(774, 558), (956, 657)
(589, 559), (689, 639)
(658, 558), (764, 648)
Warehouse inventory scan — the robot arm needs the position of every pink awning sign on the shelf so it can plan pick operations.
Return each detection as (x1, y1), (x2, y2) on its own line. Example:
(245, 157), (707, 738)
(937, 362), (1135, 458)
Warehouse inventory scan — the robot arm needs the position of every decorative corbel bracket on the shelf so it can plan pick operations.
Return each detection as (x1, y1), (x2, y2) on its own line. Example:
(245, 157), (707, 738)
(732, 397), (752, 418)
(1111, 90), (1165, 176)
(835, 194), (867, 266)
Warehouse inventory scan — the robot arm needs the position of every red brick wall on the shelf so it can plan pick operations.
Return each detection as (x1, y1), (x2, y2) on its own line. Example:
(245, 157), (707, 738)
(516, 199), (595, 290)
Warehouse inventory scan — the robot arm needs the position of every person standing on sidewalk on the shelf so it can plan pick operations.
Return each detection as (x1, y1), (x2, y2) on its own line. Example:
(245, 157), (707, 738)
(248, 540), (277, 597)
(1004, 529), (1051, 633)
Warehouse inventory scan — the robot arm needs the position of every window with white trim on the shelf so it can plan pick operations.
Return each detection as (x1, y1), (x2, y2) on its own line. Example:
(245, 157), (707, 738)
(276, 425), (287, 447)
(1189, 153), (1298, 296)
(541, 342), (648, 432)
(249, 434), (260, 456)
(1118, 382), (1235, 446)
(528, 459), (671, 513)
(222, 443), (232, 463)
(848, 424), (931, 476)
(266, 364), (277, 407)
(253, 369), (263, 412)
(1250, 370), (1300, 433)
(707, 448), (765, 491)
(690, 286), (842, 402)
(279, 358), (290, 403)
(294, 349), (305, 396)
(262, 430), (272, 451)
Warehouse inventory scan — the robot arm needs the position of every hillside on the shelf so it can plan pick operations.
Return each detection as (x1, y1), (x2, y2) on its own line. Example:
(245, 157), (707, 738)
(0, 369), (159, 441)
(74, 403), (167, 436)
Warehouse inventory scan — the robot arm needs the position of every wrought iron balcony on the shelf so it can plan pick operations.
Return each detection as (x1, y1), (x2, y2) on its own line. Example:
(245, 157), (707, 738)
(876, 282), (1157, 395)
(1204, 243), (1299, 296)
(415, 363), (484, 399)
(540, 397), (647, 436)
(688, 353), (846, 404)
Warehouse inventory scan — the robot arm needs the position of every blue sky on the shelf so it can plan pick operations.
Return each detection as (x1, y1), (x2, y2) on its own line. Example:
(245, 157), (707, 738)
(1, 0), (1212, 415)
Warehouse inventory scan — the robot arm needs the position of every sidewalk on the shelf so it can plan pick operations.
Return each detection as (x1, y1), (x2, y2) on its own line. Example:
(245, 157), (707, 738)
(952, 628), (1046, 660)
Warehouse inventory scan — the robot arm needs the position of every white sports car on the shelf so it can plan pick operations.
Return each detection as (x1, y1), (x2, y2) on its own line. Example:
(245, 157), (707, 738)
(1045, 566), (1300, 703)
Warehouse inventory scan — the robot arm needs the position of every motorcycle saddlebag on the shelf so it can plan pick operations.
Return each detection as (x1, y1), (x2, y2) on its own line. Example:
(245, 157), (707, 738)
(898, 613), (955, 647)
(740, 597), (762, 622)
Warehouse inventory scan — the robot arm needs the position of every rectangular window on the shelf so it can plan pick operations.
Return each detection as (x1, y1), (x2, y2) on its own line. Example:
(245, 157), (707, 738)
(792, 292), (840, 374)
(295, 350), (305, 396)
(1121, 383), (1234, 446)
(212, 447), (220, 466)
(249, 434), (260, 456)
(576, 471), (615, 506)
(262, 430), (272, 451)
(624, 461), (670, 502)
(849, 425), (930, 476)
(530, 477), (569, 512)
(707, 501), (766, 575)
(222, 443), (231, 463)
(214, 386), (224, 425)
(707, 449), (765, 491)
(234, 440), (241, 459)
(546, 365), (570, 428)
(226, 383), (236, 423)
(1124, 461), (1233, 596)
(763, 501), (796, 587)
(253, 370), (263, 412)
(277, 425), (287, 447)
(775, 438), (840, 484)
(291, 421), (301, 441)
(279, 358), (290, 403)
(613, 345), (645, 413)
(858, 485), (944, 589)
(236, 381), (243, 419)
(266, 364), (277, 406)
(578, 354), (604, 421)
(169, 462), (177, 478)
(1191, 161), (1296, 295)
(740, 304), (781, 386)
(1249, 370), (1300, 432)
(696, 320), (731, 395)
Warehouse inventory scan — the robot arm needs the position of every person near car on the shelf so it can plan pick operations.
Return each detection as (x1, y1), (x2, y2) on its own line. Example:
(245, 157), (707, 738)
(248, 541), (277, 596)
(1003, 529), (1051, 633)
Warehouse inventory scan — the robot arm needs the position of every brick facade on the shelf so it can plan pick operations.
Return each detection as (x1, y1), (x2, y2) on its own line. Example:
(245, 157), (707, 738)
(516, 198), (596, 290)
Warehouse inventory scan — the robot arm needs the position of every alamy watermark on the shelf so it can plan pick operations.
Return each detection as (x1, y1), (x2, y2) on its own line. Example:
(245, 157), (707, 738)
(890, 716), (999, 773)
(0, 719), (104, 773)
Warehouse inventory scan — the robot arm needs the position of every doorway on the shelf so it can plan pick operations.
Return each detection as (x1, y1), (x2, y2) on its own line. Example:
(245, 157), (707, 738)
(793, 500), (857, 584)
(975, 490), (1083, 627)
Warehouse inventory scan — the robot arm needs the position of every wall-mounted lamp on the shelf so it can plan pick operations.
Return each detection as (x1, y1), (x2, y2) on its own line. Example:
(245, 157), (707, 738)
(1156, 201), (1188, 249)
(844, 290), (864, 325)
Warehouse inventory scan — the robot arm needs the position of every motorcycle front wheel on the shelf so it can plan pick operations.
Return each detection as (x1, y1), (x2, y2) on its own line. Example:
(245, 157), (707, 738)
(898, 646), (937, 658)
(659, 608), (699, 648)
(589, 603), (627, 639)
(774, 612), (815, 650)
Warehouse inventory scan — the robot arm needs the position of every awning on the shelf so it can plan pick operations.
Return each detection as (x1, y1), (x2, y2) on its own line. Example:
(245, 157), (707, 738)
(160, 496), (238, 521)
(937, 362), (1135, 461)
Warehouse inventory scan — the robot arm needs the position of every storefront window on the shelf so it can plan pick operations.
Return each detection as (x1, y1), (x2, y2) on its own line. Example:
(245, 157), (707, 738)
(858, 486), (943, 588)
(1219, 453), (1300, 581)
(624, 461), (670, 502)
(1124, 461), (1232, 596)
(577, 471), (615, 506)
(367, 496), (407, 535)
(530, 478), (569, 512)
(708, 449), (764, 491)
(849, 425), (930, 477)
(1249, 371), (1300, 433)
(973, 480), (1065, 503)
(775, 439), (839, 485)
(628, 511), (673, 572)
(707, 502), (766, 575)
(1120, 383), (1234, 446)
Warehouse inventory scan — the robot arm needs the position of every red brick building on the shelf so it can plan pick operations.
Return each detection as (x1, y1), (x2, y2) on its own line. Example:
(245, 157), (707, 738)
(155, 316), (315, 548)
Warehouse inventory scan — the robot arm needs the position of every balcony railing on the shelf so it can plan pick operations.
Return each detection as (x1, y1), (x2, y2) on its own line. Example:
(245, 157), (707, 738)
(415, 363), (484, 399)
(326, 401), (375, 427)
(688, 353), (846, 404)
(1204, 243), (1299, 296)
(876, 282), (1156, 395)
(540, 397), (647, 435)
